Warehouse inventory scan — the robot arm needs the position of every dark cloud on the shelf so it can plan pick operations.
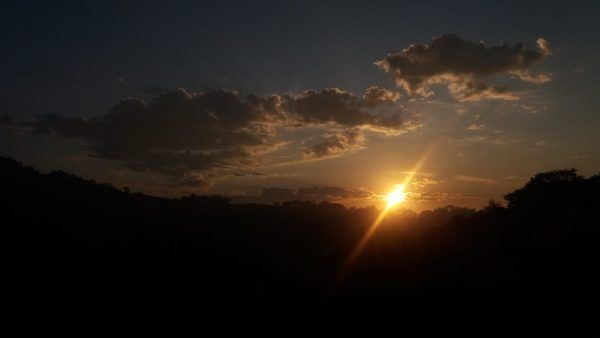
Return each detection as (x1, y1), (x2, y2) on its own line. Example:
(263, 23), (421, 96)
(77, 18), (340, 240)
(303, 129), (364, 159)
(361, 86), (401, 107)
(283, 88), (404, 129)
(14, 87), (406, 186)
(23, 89), (281, 186)
(376, 34), (551, 100)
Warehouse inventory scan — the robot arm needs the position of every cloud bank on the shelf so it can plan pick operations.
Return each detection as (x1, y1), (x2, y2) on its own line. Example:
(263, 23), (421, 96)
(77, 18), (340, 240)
(376, 34), (551, 101)
(14, 87), (406, 186)
(2, 34), (553, 189)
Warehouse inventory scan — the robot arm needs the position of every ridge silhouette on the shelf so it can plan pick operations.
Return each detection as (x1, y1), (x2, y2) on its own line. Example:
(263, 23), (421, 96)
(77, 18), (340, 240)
(2, 156), (599, 335)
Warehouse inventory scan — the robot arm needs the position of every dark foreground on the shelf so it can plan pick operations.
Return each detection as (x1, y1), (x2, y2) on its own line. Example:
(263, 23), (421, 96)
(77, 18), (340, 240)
(2, 156), (599, 336)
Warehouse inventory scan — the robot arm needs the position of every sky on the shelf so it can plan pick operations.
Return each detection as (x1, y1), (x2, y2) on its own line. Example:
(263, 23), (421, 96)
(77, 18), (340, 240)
(1, 0), (599, 211)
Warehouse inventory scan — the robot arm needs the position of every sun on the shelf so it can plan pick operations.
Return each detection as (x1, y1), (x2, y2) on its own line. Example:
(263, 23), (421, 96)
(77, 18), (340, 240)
(385, 184), (407, 208)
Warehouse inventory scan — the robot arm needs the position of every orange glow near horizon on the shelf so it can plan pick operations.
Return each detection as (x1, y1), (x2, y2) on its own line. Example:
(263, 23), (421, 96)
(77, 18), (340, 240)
(336, 138), (443, 283)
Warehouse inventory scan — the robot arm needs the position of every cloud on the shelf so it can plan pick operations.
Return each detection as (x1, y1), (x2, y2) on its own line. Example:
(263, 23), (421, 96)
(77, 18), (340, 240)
(232, 186), (374, 204)
(303, 129), (365, 159)
(361, 86), (401, 107)
(14, 87), (408, 186)
(283, 87), (404, 129)
(408, 177), (443, 189)
(459, 135), (521, 146)
(455, 175), (497, 184)
(23, 89), (282, 186)
(295, 186), (373, 200)
(409, 191), (479, 202)
(375, 34), (551, 101)
(510, 70), (551, 84)
(466, 123), (486, 131)
(448, 80), (519, 101)
(233, 185), (480, 205)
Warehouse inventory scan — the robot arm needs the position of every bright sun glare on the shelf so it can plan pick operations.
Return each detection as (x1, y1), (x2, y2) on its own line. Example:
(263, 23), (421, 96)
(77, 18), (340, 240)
(385, 184), (407, 208)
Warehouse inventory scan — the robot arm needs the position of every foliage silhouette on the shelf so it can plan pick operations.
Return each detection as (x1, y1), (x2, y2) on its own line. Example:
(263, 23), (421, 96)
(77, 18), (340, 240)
(2, 157), (599, 335)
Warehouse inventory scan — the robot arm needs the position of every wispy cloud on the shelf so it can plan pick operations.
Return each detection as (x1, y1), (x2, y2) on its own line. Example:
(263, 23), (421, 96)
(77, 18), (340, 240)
(455, 175), (497, 184)
(409, 191), (480, 202)
(466, 123), (486, 131)
(231, 186), (375, 204)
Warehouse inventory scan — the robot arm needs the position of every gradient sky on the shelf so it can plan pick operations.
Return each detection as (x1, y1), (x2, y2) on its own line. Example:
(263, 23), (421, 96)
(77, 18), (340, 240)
(1, 0), (599, 210)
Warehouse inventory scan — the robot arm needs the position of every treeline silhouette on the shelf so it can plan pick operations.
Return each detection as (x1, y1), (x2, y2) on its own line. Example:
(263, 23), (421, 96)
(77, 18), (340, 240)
(2, 156), (599, 335)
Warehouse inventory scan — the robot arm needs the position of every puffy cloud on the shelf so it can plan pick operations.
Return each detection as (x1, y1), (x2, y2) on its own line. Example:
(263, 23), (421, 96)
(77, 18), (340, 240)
(375, 34), (551, 101)
(303, 129), (365, 159)
(361, 86), (401, 107)
(24, 89), (281, 186)
(283, 88), (404, 129)
(15, 87), (407, 185)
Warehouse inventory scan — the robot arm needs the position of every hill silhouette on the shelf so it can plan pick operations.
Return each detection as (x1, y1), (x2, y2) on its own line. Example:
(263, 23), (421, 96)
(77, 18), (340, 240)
(2, 156), (599, 335)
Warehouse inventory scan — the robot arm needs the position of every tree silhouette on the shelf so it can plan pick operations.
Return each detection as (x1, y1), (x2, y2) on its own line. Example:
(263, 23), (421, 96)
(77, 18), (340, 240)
(2, 156), (599, 336)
